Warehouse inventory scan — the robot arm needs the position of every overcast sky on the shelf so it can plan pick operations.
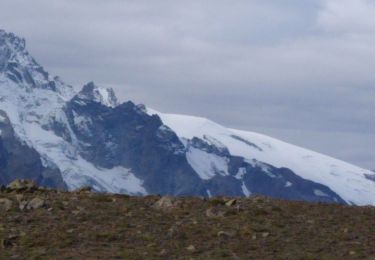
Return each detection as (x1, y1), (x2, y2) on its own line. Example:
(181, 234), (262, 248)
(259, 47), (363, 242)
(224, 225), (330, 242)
(1, 0), (374, 169)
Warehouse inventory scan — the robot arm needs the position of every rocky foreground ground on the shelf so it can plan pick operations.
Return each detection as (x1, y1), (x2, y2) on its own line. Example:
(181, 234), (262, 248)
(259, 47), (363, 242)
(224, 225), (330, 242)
(0, 180), (375, 259)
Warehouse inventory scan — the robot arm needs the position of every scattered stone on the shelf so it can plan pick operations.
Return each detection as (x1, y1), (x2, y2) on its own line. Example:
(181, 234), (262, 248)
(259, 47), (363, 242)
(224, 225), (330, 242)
(252, 234), (257, 240)
(225, 199), (237, 207)
(15, 194), (24, 202)
(262, 232), (270, 238)
(74, 186), (92, 193)
(72, 206), (85, 215)
(154, 196), (179, 211)
(19, 201), (28, 211)
(1, 238), (13, 248)
(186, 245), (196, 252)
(6, 179), (38, 192)
(205, 207), (225, 218)
(26, 197), (45, 210)
(0, 198), (13, 211)
(217, 230), (236, 238)
(159, 249), (167, 256)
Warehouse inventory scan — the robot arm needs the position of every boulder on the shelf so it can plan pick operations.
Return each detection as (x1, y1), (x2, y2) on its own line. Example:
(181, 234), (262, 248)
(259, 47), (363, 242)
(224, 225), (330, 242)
(225, 199), (237, 207)
(0, 198), (12, 211)
(26, 197), (45, 210)
(6, 179), (38, 192)
(153, 196), (179, 211)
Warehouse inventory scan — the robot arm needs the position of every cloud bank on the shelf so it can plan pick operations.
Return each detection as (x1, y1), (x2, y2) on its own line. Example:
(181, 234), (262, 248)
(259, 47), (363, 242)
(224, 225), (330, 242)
(0, 0), (374, 168)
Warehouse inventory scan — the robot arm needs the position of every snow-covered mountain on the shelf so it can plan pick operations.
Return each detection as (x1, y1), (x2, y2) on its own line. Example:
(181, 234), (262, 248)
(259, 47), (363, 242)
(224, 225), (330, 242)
(1, 30), (374, 205)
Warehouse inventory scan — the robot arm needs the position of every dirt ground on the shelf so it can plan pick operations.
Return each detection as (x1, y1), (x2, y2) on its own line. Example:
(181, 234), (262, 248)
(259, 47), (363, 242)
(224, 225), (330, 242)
(0, 187), (374, 259)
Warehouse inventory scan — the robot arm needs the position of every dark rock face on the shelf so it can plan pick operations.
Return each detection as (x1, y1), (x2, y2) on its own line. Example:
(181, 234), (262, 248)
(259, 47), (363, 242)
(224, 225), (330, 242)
(365, 174), (375, 182)
(51, 88), (346, 203)
(0, 110), (66, 189)
(201, 147), (345, 203)
(60, 92), (206, 196)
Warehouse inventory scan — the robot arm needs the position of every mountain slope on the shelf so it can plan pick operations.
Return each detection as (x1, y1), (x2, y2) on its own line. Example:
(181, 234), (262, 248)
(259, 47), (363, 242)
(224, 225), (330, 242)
(0, 29), (374, 205)
(149, 110), (375, 206)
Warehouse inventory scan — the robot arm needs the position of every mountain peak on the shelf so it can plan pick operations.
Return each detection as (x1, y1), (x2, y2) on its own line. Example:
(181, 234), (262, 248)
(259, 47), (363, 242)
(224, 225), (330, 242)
(0, 29), (26, 53)
(0, 29), (52, 89)
(77, 82), (119, 107)
(0, 29), (74, 96)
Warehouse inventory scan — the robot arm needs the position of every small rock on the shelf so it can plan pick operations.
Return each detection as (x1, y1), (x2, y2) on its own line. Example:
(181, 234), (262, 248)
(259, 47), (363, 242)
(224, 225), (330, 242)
(19, 201), (28, 211)
(1, 238), (13, 248)
(6, 179), (38, 192)
(15, 194), (24, 202)
(349, 251), (356, 255)
(186, 245), (196, 252)
(0, 198), (13, 211)
(217, 230), (236, 238)
(154, 196), (178, 211)
(74, 186), (92, 193)
(27, 197), (45, 210)
(159, 249), (167, 256)
(252, 234), (257, 240)
(262, 232), (270, 238)
(205, 207), (225, 218)
(225, 199), (237, 207)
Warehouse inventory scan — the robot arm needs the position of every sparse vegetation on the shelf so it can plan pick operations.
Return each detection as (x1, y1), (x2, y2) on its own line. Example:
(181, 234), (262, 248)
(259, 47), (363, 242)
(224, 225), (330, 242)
(0, 181), (374, 259)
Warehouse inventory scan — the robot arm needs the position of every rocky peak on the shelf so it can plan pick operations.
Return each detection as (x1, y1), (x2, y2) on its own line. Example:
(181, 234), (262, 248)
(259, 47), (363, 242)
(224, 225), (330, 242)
(76, 82), (119, 107)
(0, 30), (26, 53)
(0, 29), (57, 91)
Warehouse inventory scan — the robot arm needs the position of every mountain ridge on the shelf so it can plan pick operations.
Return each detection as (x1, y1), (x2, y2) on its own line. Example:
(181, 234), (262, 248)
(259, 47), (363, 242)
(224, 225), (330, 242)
(0, 29), (374, 205)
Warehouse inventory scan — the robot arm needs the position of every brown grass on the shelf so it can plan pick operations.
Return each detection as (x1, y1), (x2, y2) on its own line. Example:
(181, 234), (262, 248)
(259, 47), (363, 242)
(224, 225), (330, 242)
(0, 189), (374, 259)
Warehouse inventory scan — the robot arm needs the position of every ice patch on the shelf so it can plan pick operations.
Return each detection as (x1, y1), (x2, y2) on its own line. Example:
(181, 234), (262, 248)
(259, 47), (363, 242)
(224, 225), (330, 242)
(73, 111), (93, 135)
(235, 167), (247, 180)
(285, 181), (293, 188)
(0, 114), (6, 122)
(186, 147), (229, 180)
(314, 189), (329, 197)
(241, 182), (251, 197)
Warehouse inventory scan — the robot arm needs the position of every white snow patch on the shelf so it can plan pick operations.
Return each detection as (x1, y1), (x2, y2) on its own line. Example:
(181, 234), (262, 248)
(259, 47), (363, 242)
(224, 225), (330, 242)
(206, 189), (212, 198)
(72, 111), (92, 135)
(235, 167), (247, 180)
(0, 114), (6, 122)
(186, 147), (229, 180)
(285, 181), (293, 188)
(24, 122), (146, 195)
(314, 189), (329, 197)
(93, 87), (117, 107)
(241, 182), (251, 197)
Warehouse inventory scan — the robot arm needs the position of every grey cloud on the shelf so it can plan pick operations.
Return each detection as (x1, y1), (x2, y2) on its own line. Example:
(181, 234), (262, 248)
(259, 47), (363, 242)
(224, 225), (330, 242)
(0, 0), (374, 169)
